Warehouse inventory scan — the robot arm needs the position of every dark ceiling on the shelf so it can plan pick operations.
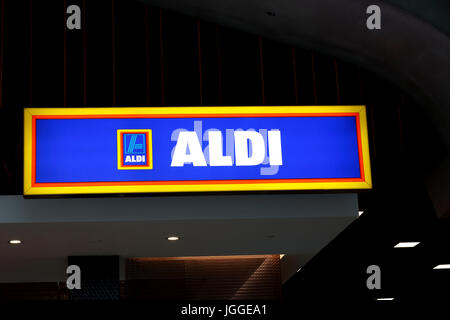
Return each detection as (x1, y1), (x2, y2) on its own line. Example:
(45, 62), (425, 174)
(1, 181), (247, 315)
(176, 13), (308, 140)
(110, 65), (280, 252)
(386, 0), (450, 36)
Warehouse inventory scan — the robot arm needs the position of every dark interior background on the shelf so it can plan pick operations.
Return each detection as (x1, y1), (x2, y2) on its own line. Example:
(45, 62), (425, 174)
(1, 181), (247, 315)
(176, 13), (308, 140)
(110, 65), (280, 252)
(0, 0), (448, 308)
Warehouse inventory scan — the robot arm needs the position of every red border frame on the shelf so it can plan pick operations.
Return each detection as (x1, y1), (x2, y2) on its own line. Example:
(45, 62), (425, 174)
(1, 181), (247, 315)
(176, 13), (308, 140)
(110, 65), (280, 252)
(31, 113), (365, 187)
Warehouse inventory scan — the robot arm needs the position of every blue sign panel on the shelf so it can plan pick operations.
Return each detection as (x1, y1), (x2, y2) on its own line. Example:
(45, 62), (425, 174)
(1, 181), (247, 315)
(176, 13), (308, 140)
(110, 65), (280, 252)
(24, 106), (372, 195)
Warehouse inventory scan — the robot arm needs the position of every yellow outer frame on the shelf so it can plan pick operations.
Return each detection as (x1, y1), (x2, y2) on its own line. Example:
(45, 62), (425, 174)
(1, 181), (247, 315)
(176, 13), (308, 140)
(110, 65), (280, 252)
(23, 106), (372, 195)
(117, 129), (153, 170)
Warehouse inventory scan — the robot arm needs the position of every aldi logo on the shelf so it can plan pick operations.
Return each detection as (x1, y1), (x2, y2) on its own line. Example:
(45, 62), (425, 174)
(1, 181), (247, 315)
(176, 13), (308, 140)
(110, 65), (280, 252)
(117, 129), (153, 170)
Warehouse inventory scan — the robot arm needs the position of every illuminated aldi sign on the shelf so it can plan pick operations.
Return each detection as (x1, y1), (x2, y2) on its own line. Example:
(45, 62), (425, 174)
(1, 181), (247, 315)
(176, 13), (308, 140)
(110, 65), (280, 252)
(23, 106), (372, 195)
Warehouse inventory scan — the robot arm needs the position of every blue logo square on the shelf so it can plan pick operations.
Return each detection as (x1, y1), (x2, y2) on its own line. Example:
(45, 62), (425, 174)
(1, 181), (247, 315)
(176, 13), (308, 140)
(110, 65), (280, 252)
(123, 133), (147, 166)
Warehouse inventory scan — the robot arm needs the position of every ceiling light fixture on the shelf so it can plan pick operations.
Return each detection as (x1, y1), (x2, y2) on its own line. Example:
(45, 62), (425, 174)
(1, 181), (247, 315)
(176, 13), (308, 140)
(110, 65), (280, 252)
(394, 242), (420, 248)
(358, 210), (364, 216)
(376, 298), (394, 301)
(167, 236), (180, 241)
(8, 240), (22, 245)
(433, 264), (450, 270)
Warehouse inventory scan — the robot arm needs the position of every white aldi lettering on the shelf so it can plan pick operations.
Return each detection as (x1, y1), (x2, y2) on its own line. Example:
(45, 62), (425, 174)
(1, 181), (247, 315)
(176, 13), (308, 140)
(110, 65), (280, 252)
(125, 155), (146, 163)
(171, 129), (283, 167)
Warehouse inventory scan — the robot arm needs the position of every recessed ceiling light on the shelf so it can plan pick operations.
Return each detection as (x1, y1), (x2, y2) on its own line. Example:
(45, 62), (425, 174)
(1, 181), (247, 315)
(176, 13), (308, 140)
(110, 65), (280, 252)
(167, 236), (180, 241)
(394, 242), (420, 248)
(9, 240), (22, 245)
(376, 298), (394, 301)
(358, 210), (364, 216)
(433, 264), (450, 270)
(279, 254), (285, 259)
